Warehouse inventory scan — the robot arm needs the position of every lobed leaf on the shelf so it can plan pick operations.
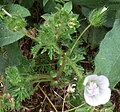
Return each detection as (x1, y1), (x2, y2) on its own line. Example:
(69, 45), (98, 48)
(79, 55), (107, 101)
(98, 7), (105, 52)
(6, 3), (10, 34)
(5, 66), (22, 86)
(32, 44), (41, 58)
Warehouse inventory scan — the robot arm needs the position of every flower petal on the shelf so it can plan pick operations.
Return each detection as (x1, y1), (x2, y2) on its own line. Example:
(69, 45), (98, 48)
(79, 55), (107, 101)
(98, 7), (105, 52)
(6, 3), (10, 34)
(84, 89), (101, 106)
(97, 75), (109, 88)
(98, 88), (111, 104)
(84, 88), (111, 106)
(83, 74), (98, 86)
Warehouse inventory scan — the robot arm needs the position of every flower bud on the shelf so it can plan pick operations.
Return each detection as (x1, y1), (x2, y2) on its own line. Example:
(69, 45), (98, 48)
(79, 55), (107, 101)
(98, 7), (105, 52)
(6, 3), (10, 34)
(89, 7), (107, 27)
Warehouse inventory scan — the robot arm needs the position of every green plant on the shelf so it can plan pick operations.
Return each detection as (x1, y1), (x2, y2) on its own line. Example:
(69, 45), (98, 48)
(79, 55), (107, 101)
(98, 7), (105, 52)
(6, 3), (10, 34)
(0, 0), (120, 111)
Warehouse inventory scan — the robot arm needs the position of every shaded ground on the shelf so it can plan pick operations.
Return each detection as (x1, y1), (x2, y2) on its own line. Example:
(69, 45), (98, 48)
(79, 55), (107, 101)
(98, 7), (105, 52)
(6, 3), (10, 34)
(111, 83), (120, 112)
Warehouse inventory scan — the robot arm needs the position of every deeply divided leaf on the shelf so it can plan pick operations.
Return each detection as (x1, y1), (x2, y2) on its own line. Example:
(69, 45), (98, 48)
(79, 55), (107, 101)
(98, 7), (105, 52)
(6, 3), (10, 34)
(5, 66), (22, 86)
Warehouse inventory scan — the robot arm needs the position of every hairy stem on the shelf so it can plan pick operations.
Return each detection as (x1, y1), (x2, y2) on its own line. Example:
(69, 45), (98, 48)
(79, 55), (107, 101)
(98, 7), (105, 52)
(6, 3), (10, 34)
(26, 75), (51, 82)
(24, 33), (39, 42)
(65, 56), (82, 79)
(55, 58), (66, 80)
(70, 24), (91, 55)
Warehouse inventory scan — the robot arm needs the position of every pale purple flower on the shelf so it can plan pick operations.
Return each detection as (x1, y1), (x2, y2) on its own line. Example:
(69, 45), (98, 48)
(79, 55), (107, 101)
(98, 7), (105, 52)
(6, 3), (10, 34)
(83, 74), (111, 106)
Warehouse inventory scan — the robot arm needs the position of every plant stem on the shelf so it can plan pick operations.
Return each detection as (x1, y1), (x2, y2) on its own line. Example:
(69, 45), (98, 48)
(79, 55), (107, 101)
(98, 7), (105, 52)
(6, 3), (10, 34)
(66, 103), (85, 112)
(65, 56), (82, 79)
(24, 33), (39, 42)
(70, 24), (91, 55)
(54, 44), (64, 55)
(55, 58), (66, 80)
(27, 75), (50, 82)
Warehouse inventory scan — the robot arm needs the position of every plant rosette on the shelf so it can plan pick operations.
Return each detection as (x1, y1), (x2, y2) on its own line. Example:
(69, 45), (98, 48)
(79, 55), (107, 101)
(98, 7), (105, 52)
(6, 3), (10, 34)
(83, 74), (111, 106)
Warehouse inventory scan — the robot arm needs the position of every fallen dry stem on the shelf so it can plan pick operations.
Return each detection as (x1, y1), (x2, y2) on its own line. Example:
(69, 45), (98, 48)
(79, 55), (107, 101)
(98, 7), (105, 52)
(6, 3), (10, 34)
(38, 85), (58, 112)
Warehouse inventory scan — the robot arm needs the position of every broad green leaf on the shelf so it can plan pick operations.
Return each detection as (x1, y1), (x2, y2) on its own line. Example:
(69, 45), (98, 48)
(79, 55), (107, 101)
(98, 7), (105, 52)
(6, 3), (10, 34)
(0, 50), (8, 75)
(79, 0), (108, 8)
(79, 0), (120, 10)
(4, 4), (30, 17)
(0, 42), (23, 75)
(116, 9), (120, 19)
(43, 0), (56, 13)
(0, 23), (24, 46)
(89, 26), (107, 49)
(41, 13), (51, 20)
(104, 10), (116, 27)
(95, 19), (120, 88)
(81, 7), (91, 19)
(106, 0), (120, 10)
(63, 1), (72, 13)
(43, 0), (62, 13)
(5, 42), (23, 65)
(2, 0), (14, 3)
